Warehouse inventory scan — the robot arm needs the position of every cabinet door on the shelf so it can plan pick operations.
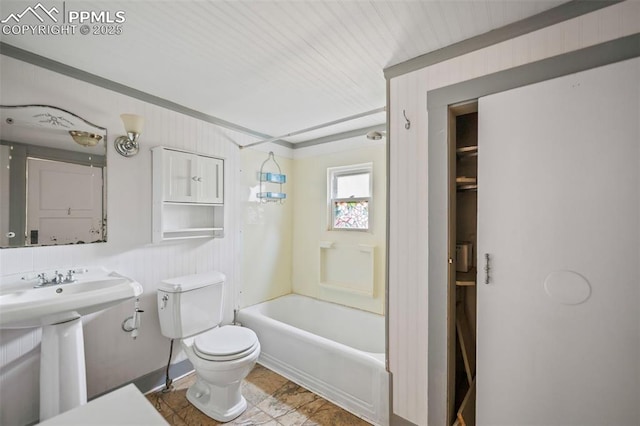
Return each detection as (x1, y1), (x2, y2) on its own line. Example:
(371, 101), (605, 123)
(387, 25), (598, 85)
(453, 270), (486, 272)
(476, 58), (639, 425)
(163, 150), (197, 202)
(197, 156), (223, 204)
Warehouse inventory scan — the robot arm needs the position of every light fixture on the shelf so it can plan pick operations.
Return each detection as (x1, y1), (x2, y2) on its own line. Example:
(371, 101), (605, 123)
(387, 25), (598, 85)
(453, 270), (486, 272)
(114, 113), (144, 157)
(69, 130), (103, 147)
(366, 130), (386, 140)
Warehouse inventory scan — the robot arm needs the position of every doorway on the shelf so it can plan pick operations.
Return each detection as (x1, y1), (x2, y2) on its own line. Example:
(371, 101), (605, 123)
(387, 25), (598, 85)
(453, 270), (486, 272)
(445, 57), (640, 426)
(448, 102), (478, 426)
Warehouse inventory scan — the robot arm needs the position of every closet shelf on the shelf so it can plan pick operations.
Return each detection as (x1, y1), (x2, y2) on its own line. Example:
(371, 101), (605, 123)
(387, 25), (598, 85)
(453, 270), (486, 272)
(456, 176), (476, 184)
(456, 268), (476, 286)
(456, 176), (478, 192)
(456, 145), (478, 158)
(457, 185), (477, 192)
(456, 176), (477, 192)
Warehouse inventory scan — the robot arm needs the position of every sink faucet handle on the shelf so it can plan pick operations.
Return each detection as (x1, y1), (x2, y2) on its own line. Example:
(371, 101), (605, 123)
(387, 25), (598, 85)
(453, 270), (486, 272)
(65, 269), (76, 282)
(37, 273), (47, 285)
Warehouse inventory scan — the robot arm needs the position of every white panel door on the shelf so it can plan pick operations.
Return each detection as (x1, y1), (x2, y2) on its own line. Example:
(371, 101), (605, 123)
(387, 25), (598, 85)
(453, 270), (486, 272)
(476, 58), (640, 425)
(198, 156), (223, 204)
(163, 150), (197, 202)
(27, 158), (103, 245)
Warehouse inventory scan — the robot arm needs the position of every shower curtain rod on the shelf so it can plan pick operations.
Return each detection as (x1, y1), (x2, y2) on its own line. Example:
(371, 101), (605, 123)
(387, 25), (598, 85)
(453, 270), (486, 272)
(240, 106), (386, 149)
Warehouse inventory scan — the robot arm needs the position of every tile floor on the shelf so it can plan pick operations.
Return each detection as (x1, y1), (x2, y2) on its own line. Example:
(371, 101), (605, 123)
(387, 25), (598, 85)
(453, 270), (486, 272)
(146, 364), (372, 425)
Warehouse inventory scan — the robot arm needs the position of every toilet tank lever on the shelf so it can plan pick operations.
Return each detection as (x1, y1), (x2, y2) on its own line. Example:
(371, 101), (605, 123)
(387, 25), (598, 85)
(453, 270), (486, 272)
(160, 294), (169, 310)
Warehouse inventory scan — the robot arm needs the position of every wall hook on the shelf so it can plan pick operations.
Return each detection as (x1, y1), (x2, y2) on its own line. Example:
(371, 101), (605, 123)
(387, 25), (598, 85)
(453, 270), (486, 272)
(403, 110), (411, 130)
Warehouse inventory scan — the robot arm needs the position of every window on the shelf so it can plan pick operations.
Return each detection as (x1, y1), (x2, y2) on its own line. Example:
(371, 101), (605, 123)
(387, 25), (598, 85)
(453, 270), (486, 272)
(328, 163), (372, 231)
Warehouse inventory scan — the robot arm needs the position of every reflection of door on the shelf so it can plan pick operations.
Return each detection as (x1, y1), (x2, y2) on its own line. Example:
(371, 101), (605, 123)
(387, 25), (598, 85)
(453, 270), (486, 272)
(476, 58), (640, 425)
(27, 158), (103, 245)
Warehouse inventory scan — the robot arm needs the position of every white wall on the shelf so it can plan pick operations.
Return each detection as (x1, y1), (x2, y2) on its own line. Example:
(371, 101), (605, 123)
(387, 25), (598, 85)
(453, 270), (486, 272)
(292, 137), (386, 314)
(239, 145), (294, 308)
(0, 55), (256, 426)
(387, 1), (640, 424)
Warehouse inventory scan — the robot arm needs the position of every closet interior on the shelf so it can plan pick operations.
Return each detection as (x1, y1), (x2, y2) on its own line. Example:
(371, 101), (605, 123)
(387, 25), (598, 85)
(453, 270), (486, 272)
(449, 102), (478, 426)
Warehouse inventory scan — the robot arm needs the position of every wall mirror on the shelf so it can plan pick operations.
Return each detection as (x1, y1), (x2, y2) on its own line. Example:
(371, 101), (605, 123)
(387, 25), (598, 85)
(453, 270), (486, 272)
(0, 105), (107, 248)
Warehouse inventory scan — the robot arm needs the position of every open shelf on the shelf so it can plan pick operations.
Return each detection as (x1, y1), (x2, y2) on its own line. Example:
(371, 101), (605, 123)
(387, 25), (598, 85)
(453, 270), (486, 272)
(456, 268), (477, 286)
(456, 145), (478, 158)
(163, 227), (223, 233)
(457, 177), (477, 192)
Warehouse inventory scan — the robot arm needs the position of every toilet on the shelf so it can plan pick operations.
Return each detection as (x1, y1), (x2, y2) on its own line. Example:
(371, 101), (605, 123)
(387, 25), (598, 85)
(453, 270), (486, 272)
(157, 271), (260, 422)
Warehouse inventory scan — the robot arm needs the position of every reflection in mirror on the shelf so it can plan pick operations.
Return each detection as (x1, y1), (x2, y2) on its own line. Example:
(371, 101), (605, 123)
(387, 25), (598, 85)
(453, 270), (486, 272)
(0, 105), (107, 248)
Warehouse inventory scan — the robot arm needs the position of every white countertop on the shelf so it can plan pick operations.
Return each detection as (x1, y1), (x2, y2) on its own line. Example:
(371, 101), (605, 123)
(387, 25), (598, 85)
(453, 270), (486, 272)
(37, 384), (168, 425)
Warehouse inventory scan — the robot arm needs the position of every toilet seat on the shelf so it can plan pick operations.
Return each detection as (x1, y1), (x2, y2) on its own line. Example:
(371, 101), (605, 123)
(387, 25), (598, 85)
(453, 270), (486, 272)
(194, 326), (259, 362)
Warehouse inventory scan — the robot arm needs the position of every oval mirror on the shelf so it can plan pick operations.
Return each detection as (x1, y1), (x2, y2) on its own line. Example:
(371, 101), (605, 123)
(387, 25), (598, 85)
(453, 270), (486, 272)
(0, 105), (107, 248)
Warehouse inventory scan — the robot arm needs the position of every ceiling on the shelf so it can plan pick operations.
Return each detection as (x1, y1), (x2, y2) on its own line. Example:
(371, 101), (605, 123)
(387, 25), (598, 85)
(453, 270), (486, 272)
(0, 0), (568, 145)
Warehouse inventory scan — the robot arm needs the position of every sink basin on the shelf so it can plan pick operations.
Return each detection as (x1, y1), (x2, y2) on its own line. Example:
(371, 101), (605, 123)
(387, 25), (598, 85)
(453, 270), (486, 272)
(0, 267), (143, 328)
(0, 266), (144, 421)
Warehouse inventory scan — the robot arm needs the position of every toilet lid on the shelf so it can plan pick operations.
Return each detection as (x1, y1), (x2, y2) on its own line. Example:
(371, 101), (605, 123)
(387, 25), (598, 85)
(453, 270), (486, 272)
(194, 326), (258, 361)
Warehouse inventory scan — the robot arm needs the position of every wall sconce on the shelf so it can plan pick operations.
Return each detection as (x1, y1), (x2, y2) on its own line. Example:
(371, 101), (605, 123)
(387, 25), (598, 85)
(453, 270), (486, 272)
(114, 113), (144, 157)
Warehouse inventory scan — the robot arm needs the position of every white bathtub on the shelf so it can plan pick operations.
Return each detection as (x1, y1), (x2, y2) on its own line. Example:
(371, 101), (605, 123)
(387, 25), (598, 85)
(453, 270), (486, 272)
(237, 294), (389, 425)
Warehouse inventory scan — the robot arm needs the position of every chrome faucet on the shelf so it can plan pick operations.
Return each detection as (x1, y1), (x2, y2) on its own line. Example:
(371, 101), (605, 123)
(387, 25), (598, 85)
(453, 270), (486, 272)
(36, 273), (48, 286)
(52, 271), (65, 284)
(33, 270), (77, 287)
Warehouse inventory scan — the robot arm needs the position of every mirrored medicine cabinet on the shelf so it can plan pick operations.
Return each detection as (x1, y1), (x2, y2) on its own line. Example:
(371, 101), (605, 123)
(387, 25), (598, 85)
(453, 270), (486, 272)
(0, 105), (107, 248)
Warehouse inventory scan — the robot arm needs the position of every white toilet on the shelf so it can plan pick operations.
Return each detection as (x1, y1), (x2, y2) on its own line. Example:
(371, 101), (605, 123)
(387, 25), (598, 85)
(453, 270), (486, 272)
(157, 271), (260, 422)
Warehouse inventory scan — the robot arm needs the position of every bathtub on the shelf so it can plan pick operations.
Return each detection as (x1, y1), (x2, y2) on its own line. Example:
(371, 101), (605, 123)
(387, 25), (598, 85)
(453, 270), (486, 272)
(237, 294), (389, 425)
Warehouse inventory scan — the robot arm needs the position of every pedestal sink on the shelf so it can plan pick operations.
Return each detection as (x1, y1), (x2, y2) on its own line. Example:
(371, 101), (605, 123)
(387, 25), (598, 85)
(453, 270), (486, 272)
(0, 267), (143, 421)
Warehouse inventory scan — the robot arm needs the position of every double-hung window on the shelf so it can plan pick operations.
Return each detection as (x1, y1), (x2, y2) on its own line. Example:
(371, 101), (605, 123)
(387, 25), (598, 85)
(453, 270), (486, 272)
(327, 163), (372, 231)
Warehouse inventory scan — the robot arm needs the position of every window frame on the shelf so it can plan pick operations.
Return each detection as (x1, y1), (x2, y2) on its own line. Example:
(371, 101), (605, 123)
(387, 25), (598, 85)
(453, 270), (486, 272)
(327, 163), (373, 232)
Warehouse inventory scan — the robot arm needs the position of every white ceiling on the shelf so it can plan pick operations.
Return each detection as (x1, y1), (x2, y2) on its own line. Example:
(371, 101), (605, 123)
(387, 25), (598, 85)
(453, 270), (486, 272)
(1, 0), (568, 144)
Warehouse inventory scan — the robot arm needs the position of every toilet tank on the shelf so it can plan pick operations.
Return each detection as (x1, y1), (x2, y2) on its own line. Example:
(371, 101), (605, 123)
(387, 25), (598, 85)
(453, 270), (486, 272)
(157, 271), (226, 338)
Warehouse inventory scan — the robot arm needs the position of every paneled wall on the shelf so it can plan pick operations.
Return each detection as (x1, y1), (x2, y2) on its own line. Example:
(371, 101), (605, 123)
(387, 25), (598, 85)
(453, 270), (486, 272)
(387, 2), (640, 424)
(0, 55), (256, 425)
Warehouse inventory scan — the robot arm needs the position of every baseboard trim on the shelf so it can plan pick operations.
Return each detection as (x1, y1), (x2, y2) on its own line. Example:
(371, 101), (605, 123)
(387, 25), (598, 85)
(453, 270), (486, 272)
(90, 359), (194, 401)
(134, 359), (194, 394)
(390, 412), (419, 426)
